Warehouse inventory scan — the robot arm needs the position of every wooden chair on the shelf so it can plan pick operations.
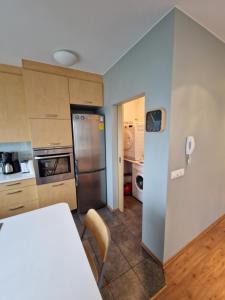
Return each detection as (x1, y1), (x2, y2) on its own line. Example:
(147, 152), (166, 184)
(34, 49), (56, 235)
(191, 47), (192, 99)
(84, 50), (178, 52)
(81, 209), (111, 287)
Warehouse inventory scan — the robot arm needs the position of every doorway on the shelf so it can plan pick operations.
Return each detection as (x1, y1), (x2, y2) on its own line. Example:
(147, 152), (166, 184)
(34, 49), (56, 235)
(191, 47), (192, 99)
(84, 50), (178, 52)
(117, 95), (145, 213)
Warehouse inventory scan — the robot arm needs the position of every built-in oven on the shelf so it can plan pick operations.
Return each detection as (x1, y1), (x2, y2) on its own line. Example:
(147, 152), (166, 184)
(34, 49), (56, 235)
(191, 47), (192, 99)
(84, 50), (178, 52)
(33, 147), (74, 185)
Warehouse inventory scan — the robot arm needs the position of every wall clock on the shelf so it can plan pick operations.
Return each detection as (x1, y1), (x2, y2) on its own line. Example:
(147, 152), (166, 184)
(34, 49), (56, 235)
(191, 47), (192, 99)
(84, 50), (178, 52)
(146, 108), (166, 132)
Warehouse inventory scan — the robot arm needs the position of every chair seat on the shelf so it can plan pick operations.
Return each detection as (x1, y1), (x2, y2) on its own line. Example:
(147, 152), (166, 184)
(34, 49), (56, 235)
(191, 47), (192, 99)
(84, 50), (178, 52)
(84, 243), (99, 282)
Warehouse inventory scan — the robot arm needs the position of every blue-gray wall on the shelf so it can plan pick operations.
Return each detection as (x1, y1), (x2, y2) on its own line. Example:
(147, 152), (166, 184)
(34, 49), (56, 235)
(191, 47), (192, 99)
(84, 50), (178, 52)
(164, 10), (225, 261)
(103, 10), (175, 261)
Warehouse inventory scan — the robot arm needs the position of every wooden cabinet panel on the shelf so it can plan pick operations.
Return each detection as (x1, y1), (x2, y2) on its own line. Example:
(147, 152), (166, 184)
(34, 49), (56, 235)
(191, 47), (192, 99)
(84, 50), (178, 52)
(0, 72), (30, 142)
(69, 78), (103, 107)
(23, 70), (70, 119)
(38, 179), (77, 210)
(0, 185), (38, 218)
(29, 119), (72, 148)
(0, 178), (36, 192)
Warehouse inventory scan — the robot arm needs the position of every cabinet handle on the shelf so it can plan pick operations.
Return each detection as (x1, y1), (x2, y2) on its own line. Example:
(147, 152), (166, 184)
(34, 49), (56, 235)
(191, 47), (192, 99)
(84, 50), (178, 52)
(45, 114), (58, 118)
(52, 183), (64, 187)
(48, 142), (61, 146)
(6, 182), (21, 187)
(7, 190), (23, 195)
(9, 205), (24, 211)
(85, 101), (93, 104)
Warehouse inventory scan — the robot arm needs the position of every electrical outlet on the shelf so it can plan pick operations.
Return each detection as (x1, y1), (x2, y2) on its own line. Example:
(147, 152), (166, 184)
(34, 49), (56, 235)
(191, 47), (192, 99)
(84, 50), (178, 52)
(171, 168), (185, 180)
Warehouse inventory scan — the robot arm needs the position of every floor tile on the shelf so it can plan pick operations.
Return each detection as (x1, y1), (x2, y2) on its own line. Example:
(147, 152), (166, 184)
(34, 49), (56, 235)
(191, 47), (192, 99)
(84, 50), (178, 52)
(109, 269), (148, 300)
(133, 258), (165, 297)
(72, 212), (84, 237)
(98, 207), (123, 229)
(118, 238), (149, 267)
(103, 240), (130, 282)
(101, 285), (114, 300)
(110, 223), (136, 244)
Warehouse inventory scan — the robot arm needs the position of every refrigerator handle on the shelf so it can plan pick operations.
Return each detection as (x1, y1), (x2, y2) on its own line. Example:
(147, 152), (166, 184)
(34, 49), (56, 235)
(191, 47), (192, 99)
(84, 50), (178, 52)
(75, 159), (79, 187)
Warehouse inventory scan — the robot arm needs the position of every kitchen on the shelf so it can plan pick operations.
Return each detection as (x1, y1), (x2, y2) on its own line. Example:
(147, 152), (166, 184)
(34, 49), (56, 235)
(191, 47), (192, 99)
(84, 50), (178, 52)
(0, 59), (164, 300)
(0, 60), (105, 217)
(2, 1), (225, 299)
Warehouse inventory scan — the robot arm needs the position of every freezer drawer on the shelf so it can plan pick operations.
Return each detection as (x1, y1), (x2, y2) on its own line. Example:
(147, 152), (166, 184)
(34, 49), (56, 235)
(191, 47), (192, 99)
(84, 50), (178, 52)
(76, 169), (106, 213)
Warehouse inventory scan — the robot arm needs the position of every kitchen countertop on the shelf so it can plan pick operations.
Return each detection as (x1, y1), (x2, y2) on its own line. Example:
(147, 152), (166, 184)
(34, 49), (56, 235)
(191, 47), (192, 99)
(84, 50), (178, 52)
(0, 203), (102, 300)
(0, 160), (35, 184)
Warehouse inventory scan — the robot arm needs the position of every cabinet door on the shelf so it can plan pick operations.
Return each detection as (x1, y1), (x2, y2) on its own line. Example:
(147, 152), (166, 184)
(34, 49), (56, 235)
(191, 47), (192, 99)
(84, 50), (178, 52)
(69, 78), (103, 107)
(0, 178), (36, 192)
(23, 70), (70, 119)
(0, 185), (38, 218)
(38, 179), (77, 210)
(29, 119), (72, 148)
(0, 72), (29, 142)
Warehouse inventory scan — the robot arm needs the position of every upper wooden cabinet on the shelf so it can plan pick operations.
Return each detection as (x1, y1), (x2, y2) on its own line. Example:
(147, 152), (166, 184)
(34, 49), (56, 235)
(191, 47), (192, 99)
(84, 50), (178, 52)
(29, 118), (72, 149)
(69, 78), (103, 107)
(23, 69), (70, 119)
(0, 68), (30, 143)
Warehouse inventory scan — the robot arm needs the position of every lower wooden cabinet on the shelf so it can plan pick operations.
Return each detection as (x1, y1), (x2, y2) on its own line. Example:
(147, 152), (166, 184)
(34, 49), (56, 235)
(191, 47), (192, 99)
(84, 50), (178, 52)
(0, 184), (38, 218)
(37, 179), (77, 210)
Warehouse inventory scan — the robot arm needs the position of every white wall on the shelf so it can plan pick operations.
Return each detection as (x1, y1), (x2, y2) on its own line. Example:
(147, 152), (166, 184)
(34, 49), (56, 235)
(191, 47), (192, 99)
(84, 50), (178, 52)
(104, 11), (175, 261)
(164, 10), (225, 261)
(123, 97), (145, 123)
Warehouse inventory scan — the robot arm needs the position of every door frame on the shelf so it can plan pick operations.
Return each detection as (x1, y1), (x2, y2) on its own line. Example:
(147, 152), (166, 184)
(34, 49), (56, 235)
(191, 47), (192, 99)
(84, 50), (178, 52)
(117, 93), (145, 212)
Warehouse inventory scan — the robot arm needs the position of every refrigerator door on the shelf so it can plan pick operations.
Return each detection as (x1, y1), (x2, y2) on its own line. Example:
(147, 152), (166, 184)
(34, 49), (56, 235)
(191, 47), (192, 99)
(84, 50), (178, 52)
(73, 114), (105, 173)
(77, 169), (107, 213)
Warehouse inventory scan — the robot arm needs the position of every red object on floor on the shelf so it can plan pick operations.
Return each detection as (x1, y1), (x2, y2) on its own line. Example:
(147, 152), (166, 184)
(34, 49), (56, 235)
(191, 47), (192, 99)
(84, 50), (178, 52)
(124, 183), (132, 196)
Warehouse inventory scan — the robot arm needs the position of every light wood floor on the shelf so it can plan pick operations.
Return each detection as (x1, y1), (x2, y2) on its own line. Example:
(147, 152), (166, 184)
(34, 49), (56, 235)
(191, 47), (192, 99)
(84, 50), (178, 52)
(153, 215), (225, 300)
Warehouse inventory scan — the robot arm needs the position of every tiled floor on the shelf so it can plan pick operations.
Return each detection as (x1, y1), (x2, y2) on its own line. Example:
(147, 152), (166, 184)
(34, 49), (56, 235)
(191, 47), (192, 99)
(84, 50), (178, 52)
(72, 196), (165, 300)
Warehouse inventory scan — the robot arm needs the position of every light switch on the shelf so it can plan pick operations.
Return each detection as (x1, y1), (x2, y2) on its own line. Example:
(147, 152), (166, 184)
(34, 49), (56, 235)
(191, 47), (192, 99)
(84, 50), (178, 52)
(171, 168), (185, 180)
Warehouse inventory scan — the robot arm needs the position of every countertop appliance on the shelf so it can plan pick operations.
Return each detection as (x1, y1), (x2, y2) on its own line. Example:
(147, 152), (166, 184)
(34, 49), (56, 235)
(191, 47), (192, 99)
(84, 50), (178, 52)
(1, 152), (20, 175)
(33, 147), (74, 185)
(72, 113), (107, 213)
(20, 160), (30, 173)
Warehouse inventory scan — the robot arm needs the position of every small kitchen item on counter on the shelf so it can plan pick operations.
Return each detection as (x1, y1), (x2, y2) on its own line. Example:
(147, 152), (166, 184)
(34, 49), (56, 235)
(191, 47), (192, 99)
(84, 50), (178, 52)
(20, 160), (30, 173)
(1, 152), (21, 174)
(13, 159), (21, 173)
(2, 152), (14, 174)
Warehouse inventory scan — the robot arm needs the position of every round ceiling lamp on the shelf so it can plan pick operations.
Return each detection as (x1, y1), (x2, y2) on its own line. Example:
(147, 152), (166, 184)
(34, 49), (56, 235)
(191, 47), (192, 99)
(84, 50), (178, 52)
(53, 49), (78, 66)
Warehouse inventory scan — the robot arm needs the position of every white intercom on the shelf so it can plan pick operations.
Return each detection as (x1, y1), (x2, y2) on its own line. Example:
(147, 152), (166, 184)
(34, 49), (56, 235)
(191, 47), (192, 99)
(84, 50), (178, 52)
(186, 136), (195, 165)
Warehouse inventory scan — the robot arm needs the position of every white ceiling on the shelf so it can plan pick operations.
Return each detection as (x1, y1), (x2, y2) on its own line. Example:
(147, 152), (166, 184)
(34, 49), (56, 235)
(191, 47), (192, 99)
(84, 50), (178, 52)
(0, 0), (225, 74)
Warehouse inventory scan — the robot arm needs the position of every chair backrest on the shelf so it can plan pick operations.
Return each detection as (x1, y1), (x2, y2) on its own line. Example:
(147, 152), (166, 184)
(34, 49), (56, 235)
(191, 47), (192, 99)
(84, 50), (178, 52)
(84, 209), (110, 262)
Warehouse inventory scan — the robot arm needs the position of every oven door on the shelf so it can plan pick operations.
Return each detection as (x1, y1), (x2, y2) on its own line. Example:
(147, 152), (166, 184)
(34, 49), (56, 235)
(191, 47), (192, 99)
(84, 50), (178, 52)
(33, 147), (74, 185)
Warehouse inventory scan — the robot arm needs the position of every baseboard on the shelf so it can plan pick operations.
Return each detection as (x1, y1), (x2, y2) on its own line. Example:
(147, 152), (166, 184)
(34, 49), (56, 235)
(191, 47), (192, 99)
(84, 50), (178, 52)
(150, 283), (168, 300)
(164, 212), (225, 269)
(107, 205), (119, 213)
(141, 242), (164, 268)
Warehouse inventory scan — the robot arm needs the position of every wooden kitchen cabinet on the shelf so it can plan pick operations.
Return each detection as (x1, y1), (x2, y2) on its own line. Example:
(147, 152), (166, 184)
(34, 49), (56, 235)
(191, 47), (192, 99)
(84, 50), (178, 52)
(69, 78), (103, 107)
(0, 182), (38, 218)
(0, 178), (36, 192)
(23, 69), (70, 119)
(0, 70), (30, 142)
(38, 179), (77, 210)
(29, 118), (72, 148)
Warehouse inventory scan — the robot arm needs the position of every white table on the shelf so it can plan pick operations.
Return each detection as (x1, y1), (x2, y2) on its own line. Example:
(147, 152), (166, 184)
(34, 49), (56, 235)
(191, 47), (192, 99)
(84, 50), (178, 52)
(0, 203), (102, 300)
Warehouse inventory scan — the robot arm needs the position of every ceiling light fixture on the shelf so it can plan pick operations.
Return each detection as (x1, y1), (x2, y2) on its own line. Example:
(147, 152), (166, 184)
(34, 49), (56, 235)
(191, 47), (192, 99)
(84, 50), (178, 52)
(53, 49), (78, 66)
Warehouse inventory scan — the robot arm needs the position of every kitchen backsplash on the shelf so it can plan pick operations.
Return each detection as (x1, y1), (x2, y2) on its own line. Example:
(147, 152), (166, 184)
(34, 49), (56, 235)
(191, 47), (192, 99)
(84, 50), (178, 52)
(0, 142), (33, 161)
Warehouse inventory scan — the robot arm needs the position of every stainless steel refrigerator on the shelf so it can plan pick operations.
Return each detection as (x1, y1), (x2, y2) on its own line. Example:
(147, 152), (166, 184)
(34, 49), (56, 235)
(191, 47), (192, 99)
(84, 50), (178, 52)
(72, 113), (107, 213)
